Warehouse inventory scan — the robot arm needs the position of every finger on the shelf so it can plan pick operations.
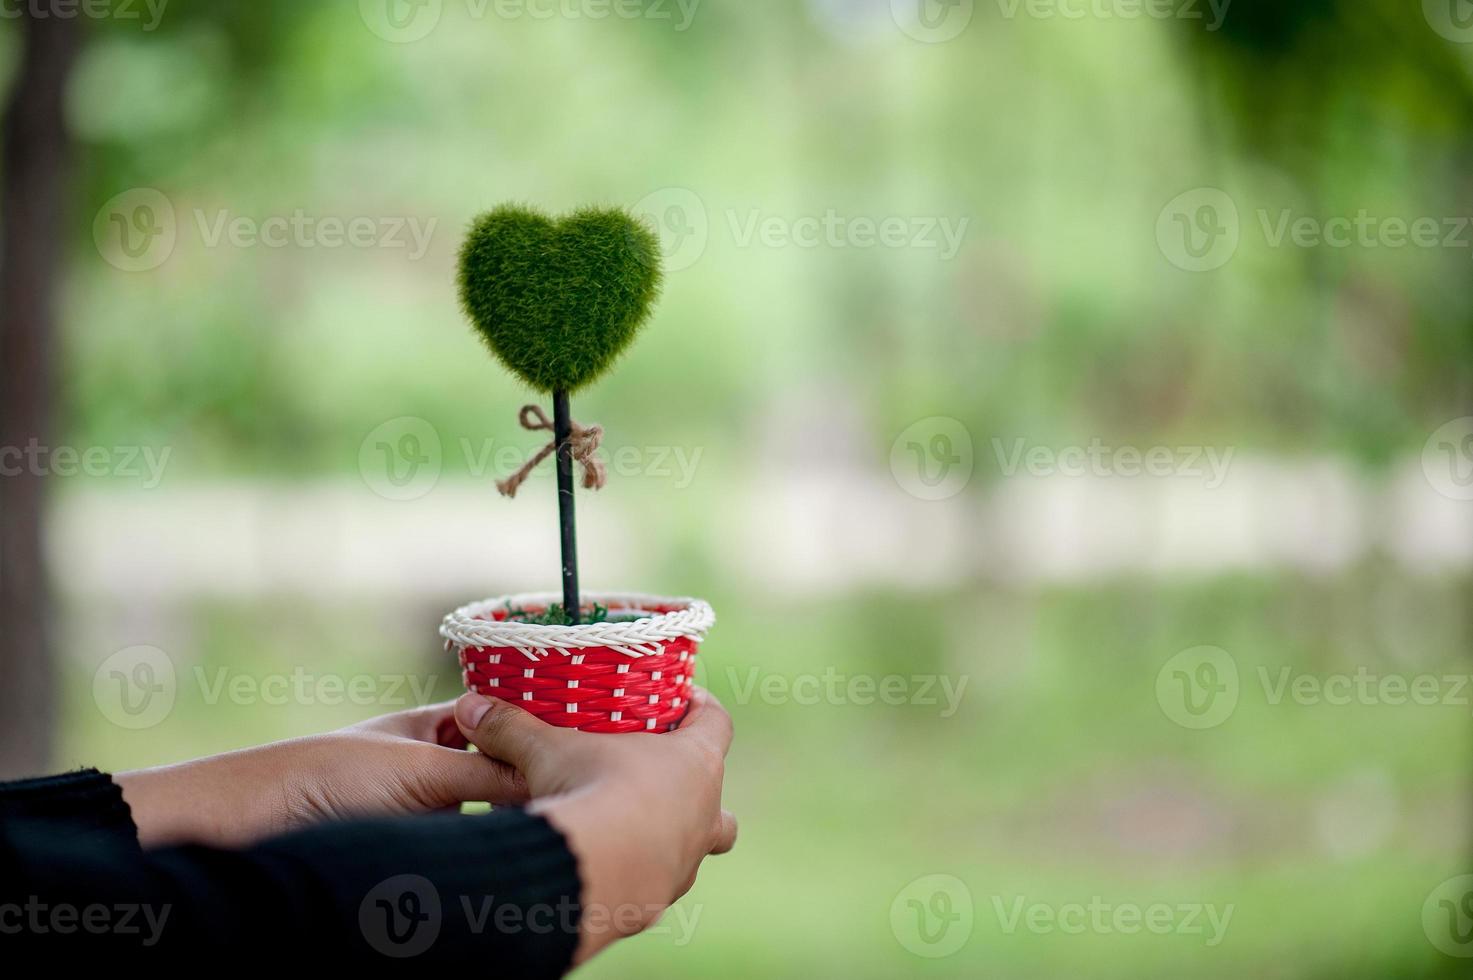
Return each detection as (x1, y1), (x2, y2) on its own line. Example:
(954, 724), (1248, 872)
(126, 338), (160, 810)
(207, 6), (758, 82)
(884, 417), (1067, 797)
(428, 746), (530, 806)
(454, 693), (563, 771)
(711, 809), (738, 855)
(354, 701), (459, 744)
(436, 714), (470, 751)
(674, 688), (734, 758)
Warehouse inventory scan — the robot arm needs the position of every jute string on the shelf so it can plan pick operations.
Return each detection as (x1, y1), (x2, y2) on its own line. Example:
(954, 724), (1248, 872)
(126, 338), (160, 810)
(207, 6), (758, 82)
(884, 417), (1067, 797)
(495, 404), (607, 499)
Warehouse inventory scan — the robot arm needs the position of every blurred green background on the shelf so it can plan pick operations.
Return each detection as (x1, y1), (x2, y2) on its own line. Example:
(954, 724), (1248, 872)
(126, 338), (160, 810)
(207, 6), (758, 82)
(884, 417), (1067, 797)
(3, 0), (1472, 976)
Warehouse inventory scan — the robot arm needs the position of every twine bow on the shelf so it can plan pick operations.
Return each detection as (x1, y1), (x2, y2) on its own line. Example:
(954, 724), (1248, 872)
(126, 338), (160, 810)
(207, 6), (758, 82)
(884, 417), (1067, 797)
(496, 404), (607, 499)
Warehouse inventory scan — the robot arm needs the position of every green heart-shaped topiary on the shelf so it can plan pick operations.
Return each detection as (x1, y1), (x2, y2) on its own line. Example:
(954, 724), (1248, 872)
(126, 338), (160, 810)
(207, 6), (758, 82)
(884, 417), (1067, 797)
(458, 204), (663, 393)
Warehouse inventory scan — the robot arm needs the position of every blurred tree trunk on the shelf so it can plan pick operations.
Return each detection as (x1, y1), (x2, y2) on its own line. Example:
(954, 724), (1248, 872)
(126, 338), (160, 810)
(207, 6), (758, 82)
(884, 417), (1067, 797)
(0, 13), (79, 779)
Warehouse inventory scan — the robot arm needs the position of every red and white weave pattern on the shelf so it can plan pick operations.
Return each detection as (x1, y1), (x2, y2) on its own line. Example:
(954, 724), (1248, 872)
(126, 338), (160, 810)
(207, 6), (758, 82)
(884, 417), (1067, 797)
(442, 593), (714, 734)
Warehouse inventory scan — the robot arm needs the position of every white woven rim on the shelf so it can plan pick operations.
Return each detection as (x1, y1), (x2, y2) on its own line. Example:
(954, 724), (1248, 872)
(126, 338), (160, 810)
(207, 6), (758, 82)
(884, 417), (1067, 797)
(441, 591), (715, 660)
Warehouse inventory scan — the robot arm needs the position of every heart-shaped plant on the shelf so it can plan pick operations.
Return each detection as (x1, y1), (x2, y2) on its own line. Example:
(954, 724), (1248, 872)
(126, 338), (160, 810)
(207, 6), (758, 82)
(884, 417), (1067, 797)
(458, 204), (662, 393)
(457, 203), (665, 624)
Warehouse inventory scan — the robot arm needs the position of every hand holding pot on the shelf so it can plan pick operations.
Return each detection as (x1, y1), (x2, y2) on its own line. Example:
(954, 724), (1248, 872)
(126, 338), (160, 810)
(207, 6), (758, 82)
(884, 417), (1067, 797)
(454, 686), (738, 964)
(117, 702), (530, 848)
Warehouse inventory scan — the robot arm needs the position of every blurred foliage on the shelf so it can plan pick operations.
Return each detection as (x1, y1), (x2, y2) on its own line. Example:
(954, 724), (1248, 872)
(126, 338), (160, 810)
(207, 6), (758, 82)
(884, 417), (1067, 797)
(0, 0), (1466, 476)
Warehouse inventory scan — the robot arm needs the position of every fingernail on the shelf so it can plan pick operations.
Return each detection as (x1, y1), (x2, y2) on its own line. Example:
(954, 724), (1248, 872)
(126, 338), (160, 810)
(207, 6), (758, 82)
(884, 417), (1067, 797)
(456, 693), (493, 730)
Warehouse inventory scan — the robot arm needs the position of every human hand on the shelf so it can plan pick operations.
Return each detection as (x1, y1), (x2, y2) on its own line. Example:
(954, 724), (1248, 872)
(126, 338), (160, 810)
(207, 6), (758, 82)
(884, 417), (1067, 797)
(117, 702), (528, 849)
(453, 687), (737, 964)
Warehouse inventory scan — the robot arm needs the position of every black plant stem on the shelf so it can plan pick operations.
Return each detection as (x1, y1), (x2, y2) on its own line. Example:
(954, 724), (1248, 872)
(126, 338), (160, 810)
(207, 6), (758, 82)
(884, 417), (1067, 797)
(553, 389), (580, 624)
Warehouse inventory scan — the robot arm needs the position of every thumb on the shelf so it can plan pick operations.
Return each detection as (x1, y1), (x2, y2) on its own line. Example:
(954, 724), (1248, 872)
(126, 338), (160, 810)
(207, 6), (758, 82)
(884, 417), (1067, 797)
(454, 693), (560, 771)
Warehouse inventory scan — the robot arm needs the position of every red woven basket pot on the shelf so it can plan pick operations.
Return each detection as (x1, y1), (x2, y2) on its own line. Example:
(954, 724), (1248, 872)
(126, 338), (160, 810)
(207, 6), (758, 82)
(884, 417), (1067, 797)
(442, 592), (715, 734)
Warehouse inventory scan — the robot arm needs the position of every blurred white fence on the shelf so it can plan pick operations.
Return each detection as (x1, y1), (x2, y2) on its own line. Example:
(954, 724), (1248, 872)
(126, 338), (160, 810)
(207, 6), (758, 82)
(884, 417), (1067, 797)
(46, 456), (1473, 601)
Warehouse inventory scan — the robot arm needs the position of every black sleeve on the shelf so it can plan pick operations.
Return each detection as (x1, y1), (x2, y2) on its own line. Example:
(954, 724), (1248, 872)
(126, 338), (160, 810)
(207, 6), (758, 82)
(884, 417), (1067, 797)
(0, 769), (582, 972)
